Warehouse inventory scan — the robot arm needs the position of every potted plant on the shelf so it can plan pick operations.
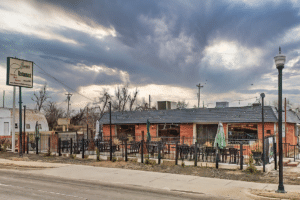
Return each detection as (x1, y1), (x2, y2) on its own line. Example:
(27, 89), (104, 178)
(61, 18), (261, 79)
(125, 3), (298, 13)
(251, 141), (262, 165)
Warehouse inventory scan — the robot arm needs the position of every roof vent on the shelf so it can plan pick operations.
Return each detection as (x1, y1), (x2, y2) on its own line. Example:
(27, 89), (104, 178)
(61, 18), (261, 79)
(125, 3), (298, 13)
(216, 102), (229, 108)
(252, 103), (261, 106)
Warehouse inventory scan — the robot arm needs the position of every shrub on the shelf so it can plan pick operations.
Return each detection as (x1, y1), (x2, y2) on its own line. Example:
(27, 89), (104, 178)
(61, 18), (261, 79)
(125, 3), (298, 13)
(112, 157), (117, 162)
(181, 161), (185, 168)
(245, 154), (257, 174)
(96, 148), (100, 161)
(44, 149), (51, 157)
(145, 158), (156, 166)
(70, 154), (76, 159)
(0, 139), (10, 152)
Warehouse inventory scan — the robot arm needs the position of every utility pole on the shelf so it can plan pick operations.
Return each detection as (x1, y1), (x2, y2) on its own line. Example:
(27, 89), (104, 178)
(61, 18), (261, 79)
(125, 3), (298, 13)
(3, 90), (5, 107)
(149, 95), (151, 109)
(196, 83), (204, 108)
(65, 93), (72, 131)
(12, 87), (16, 152)
(86, 107), (89, 140)
(285, 98), (287, 145)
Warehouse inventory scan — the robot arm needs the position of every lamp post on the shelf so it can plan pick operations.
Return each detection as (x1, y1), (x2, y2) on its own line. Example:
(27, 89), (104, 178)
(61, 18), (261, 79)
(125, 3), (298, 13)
(109, 101), (112, 161)
(261, 93), (265, 173)
(274, 47), (286, 193)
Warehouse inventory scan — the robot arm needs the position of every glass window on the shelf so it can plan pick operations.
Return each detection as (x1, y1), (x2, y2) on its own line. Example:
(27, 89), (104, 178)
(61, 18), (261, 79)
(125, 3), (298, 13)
(38, 124), (42, 129)
(26, 124), (30, 129)
(15, 123), (18, 129)
(228, 124), (258, 144)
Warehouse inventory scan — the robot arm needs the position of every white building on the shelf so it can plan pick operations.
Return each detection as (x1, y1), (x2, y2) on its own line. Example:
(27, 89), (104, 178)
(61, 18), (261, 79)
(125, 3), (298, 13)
(0, 108), (12, 136)
(0, 108), (49, 136)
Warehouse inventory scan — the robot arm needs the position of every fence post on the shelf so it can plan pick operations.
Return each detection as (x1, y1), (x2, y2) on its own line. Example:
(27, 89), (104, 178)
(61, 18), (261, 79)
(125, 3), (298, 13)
(110, 136), (112, 161)
(141, 131), (144, 163)
(216, 143), (219, 169)
(141, 139), (144, 164)
(57, 137), (59, 154)
(70, 138), (73, 155)
(125, 138), (128, 162)
(58, 138), (62, 156)
(274, 142), (277, 170)
(194, 142), (197, 167)
(240, 143), (243, 170)
(175, 142), (178, 165)
(27, 135), (29, 154)
(158, 141), (161, 165)
(294, 145), (296, 162)
(82, 138), (84, 159)
(36, 136), (39, 154)
(48, 137), (50, 153)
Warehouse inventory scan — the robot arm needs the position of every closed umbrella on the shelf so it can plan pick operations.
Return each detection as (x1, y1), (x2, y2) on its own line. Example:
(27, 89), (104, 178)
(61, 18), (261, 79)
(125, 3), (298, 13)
(146, 119), (151, 142)
(214, 122), (226, 149)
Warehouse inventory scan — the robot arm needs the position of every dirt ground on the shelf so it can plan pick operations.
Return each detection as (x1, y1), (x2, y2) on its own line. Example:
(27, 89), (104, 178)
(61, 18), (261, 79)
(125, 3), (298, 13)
(0, 151), (300, 186)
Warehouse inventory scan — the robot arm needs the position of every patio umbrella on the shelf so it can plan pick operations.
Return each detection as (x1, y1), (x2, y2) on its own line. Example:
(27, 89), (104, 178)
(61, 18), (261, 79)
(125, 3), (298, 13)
(146, 119), (151, 142)
(214, 122), (226, 149)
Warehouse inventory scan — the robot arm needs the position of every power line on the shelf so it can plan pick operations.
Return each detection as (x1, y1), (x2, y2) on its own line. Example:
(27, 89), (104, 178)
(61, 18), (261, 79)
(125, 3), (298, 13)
(33, 62), (95, 102)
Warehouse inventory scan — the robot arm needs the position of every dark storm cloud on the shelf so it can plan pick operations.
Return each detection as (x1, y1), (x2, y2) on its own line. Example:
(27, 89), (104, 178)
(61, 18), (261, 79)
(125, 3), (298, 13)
(2, 0), (300, 99)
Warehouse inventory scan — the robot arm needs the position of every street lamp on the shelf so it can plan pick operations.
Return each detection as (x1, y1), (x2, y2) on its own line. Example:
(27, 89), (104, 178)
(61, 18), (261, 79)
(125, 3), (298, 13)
(260, 93), (265, 173)
(109, 101), (112, 161)
(274, 47), (286, 193)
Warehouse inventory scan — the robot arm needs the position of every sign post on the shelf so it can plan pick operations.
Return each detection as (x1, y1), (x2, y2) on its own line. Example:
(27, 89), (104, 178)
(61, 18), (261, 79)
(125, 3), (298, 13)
(6, 57), (33, 157)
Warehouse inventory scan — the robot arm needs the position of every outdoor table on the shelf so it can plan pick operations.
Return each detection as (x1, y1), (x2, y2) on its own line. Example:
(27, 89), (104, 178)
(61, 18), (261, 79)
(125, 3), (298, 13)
(220, 148), (229, 163)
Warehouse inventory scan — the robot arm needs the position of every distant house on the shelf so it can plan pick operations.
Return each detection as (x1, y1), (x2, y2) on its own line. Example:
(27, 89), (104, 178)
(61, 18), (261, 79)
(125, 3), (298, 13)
(100, 105), (300, 146)
(0, 107), (49, 136)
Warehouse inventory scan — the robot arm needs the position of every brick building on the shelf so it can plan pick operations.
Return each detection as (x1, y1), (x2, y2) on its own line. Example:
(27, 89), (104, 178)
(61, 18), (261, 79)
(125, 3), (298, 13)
(100, 106), (300, 146)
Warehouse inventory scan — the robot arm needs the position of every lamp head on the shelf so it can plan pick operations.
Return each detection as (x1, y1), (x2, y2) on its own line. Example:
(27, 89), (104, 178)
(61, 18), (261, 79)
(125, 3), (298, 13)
(274, 46), (286, 68)
(260, 93), (265, 98)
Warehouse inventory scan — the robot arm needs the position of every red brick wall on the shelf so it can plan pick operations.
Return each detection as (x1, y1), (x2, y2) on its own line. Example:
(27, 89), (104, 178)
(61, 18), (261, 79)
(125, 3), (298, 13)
(135, 124), (157, 140)
(102, 124), (116, 138)
(257, 122), (275, 139)
(180, 123), (193, 145)
(284, 123), (297, 145)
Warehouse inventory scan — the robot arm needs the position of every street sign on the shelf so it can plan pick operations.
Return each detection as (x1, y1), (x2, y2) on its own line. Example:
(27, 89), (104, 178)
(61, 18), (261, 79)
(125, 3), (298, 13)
(6, 57), (33, 88)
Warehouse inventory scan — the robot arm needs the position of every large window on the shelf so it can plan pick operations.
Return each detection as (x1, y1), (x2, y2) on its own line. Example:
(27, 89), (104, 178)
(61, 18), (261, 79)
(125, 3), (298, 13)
(196, 124), (218, 145)
(228, 124), (258, 144)
(116, 125), (135, 139)
(158, 124), (180, 137)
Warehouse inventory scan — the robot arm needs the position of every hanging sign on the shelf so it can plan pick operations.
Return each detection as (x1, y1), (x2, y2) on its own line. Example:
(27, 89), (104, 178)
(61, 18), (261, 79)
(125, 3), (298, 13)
(6, 57), (33, 88)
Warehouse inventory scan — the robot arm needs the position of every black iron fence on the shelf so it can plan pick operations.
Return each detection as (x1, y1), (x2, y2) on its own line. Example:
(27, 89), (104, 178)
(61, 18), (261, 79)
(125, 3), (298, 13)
(24, 134), (299, 169)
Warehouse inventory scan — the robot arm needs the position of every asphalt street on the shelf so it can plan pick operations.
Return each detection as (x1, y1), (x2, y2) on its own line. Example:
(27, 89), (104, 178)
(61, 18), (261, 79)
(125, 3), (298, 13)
(0, 170), (221, 200)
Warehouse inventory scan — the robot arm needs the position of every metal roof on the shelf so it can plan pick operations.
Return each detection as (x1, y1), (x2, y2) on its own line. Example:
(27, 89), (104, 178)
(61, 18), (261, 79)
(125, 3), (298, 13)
(271, 107), (300, 124)
(100, 106), (280, 124)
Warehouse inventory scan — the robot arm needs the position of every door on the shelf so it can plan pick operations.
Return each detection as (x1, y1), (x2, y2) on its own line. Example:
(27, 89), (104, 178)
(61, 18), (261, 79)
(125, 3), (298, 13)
(4, 122), (9, 136)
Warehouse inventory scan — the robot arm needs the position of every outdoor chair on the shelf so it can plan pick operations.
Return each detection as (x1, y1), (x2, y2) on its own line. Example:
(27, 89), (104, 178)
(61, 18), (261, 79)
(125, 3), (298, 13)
(179, 145), (190, 160)
(61, 140), (70, 153)
(229, 148), (239, 164)
(220, 148), (229, 163)
(205, 147), (216, 162)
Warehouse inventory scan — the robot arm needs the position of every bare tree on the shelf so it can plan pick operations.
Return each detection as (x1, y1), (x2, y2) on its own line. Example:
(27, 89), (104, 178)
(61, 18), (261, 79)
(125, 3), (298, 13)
(177, 100), (189, 109)
(31, 83), (50, 111)
(111, 84), (136, 112)
(135, 97), (156, 111)
(128, 88), (138, 111)
(95, 88), (111, 120)
(44, 101), (65, 130)
(112, 86), (122, 111)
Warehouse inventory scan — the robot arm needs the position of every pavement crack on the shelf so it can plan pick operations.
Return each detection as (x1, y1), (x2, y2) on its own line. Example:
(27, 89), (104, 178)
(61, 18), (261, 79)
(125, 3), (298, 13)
(224, 180), (233, 186)
(148, 175), (168, 183)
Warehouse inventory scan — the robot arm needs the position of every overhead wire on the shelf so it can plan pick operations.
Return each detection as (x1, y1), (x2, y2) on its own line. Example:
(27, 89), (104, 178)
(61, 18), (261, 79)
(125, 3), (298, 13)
(33, 62), (95, 102)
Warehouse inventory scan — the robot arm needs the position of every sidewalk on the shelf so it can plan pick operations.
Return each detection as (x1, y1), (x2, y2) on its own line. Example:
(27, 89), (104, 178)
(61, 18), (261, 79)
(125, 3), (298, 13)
(1, 158), (300, 199)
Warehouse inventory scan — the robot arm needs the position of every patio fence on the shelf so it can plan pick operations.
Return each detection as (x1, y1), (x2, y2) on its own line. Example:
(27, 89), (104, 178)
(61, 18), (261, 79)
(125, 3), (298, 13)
(18, 134), (300, 167)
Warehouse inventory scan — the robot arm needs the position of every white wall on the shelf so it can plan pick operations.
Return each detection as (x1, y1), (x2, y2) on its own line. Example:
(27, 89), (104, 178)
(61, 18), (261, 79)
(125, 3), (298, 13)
(0, 109), (11, 136)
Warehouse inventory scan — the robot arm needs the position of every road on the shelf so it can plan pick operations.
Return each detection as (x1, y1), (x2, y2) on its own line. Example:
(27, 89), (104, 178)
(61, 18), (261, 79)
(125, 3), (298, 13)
(0, 170), (220, 200)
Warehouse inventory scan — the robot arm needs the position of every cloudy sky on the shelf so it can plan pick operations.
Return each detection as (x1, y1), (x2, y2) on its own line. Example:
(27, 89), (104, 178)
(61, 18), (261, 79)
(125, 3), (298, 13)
(1, 0), (300, 111)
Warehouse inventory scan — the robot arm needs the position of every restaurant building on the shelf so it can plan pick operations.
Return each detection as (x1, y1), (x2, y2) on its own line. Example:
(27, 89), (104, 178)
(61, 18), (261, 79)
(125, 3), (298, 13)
(100, 105), (300, 146)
